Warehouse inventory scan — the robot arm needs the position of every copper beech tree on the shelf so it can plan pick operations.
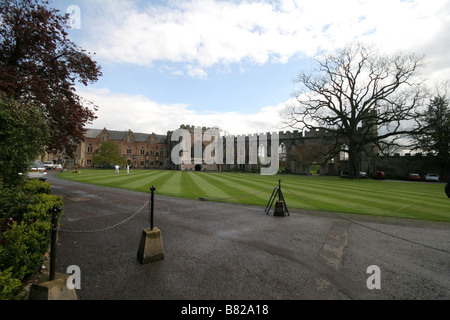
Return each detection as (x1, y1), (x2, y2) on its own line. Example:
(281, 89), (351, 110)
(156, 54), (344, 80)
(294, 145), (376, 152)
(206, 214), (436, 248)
(0, 0), (101, 156)
(284, 43), (428, 179)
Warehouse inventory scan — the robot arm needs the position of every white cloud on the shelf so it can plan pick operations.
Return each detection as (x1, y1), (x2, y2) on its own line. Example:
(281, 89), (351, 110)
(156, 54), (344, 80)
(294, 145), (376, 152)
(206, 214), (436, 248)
(85, 0), (449, 81)
(80, 87), (287, 136)
(186, 65), (208, 79)
(77, 0), (450, 139)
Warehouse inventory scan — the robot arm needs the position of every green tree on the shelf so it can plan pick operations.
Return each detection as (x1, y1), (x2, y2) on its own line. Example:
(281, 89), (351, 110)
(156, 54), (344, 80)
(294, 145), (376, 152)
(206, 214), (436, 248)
(0, 0), (101, 156)
(93, 141), (126, 168)
(412, 87), (450, 180)
(0, 95), (49, 186)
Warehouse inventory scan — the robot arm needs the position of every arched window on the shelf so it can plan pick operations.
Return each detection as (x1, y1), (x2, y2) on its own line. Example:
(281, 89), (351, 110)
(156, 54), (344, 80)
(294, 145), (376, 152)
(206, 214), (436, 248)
(340, 144), (349, 161)
(279, 143), (286, 161)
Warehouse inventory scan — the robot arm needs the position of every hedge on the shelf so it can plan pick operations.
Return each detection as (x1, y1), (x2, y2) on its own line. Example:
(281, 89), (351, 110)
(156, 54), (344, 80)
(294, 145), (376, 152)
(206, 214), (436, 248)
(0, 179), (62, 300)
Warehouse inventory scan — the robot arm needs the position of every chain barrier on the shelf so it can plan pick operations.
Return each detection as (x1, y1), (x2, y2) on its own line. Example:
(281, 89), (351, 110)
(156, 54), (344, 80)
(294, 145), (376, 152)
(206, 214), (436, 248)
(283, 186), (450, 255)
(56, 182), (449, 256)
(57, 187), (274, 233)
(57, 200), (149, 233)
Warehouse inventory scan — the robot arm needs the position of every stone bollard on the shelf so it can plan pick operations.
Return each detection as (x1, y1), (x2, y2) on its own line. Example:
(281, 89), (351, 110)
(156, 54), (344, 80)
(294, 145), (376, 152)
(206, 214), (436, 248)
(137, 186), (164, 264)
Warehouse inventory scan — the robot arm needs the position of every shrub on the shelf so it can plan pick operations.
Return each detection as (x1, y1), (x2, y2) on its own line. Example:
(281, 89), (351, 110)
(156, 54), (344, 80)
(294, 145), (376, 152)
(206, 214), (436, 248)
(23, 193), (63, 223)
(0, 267), (22, 300)
(22, 179), (52, 195)
(0, 220), (51, 282)
(0, 179), (62, 299)
(1, 180), (60, 223)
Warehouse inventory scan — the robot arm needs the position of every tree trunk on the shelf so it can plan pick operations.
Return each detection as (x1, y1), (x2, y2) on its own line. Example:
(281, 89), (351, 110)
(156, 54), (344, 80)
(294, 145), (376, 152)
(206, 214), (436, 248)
(348, 147), (361, 179)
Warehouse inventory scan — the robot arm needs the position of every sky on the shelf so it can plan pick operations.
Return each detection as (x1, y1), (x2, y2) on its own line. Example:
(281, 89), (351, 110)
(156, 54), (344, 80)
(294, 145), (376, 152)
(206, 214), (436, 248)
(52, 0), (450, 136)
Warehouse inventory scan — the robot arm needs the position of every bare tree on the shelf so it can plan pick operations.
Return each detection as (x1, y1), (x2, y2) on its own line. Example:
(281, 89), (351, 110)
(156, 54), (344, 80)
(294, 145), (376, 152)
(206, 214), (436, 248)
(283, 43), (428, 178)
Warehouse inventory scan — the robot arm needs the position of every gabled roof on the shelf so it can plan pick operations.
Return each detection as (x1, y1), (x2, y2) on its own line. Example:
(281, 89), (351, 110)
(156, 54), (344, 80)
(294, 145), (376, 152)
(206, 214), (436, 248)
(108, 130), (127, 141)
(85, 129), (103, 139)
(85, 128), (167, 144)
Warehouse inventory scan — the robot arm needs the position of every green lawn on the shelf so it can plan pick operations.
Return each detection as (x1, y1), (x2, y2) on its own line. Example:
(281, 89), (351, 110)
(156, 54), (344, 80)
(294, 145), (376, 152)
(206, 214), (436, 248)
(58, 169), (450, 222)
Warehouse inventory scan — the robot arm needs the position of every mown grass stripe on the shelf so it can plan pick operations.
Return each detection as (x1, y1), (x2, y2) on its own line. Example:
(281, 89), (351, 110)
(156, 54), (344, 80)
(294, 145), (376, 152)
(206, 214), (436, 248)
(147, 171), (182, 196)
(203, 173), (270, 194)
(183, 172), (232, 199)
(193, 174), (256, 200)
(281, 184), (407, 215)
(280, 178), (428, 208)
(120, 170), (170, 191)
(58, 170), (450, 222)
(208, 172), (276, 191)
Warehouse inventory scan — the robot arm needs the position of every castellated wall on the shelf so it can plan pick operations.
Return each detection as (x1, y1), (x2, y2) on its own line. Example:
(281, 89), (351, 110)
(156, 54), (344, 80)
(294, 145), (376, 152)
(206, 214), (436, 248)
(167, 125), (349, 175)
(76, 125), (443, 178)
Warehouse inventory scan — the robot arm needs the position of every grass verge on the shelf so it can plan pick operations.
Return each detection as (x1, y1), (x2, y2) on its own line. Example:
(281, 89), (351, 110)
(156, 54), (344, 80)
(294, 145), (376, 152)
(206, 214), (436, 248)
(58, 169), (450, 222)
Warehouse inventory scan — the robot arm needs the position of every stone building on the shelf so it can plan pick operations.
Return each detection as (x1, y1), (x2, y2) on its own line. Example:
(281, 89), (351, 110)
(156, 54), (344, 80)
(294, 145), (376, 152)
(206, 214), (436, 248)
(75, 125), (368, 175)
(71, 124), (445, 180)
(75, 128), (168, 169)
(53, 117), (444, 180)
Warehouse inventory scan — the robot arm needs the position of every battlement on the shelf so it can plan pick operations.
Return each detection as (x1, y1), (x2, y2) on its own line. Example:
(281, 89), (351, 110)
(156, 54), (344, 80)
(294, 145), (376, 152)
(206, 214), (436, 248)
(173, 125), (372, 144)
(179, 124), (218, 132)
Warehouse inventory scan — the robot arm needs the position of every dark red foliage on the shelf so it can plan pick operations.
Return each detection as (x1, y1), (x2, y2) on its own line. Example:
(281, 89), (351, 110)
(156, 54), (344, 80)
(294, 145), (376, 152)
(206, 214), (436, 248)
(0, 0), (102, 156)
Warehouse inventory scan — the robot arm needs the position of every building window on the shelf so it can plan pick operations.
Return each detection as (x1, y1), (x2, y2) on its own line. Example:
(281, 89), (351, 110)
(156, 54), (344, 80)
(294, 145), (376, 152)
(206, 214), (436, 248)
(340, 144), (349, 161)
(87, 144), (93, 153)
(279, 143), (286, 162)
(87, 159), (92, 166)
(140, 161), (144, 167)
(127, 146), (132, 155)
(160, 148), (164, 156)
(151, 147), (154, 156)
(140, 147), (145, 155)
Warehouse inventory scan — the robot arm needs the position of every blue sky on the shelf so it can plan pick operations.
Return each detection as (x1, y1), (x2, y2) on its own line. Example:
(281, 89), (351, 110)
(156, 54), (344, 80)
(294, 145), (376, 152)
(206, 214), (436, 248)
(51, 0), (450, 135)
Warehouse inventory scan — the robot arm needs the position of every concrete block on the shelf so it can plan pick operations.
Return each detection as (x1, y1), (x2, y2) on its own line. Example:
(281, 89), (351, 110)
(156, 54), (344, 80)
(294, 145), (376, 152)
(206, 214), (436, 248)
(273, 201), (286, 217)
(137, 227), (164, 264)
(29, 273), (77, 300)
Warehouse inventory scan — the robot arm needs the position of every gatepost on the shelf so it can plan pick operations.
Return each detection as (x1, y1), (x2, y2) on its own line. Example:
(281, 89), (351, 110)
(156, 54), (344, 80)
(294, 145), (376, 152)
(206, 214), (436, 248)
(137, 186), (164, 264)
(29, 205), (77, 300)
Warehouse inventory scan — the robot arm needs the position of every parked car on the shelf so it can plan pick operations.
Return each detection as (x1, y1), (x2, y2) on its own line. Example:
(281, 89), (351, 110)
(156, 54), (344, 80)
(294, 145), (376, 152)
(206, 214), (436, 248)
(43, 161), (55, 169)
(340, 170), (349, 178)
(407, 173), (421, 181)
(374, 171), (385, 180)
(20, 160), (47, 181)
(424, 173), (439, 182)
(340, 171), (367, 178)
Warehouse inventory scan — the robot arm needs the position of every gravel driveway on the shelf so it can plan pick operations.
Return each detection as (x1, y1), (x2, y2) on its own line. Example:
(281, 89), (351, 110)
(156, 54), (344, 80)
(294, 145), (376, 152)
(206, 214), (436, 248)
(47, 171), (450, 302)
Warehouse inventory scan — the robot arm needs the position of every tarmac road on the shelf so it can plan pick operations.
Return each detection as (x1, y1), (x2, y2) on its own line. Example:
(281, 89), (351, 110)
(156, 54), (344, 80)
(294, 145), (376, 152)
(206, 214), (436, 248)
(47, 171), (450, 301)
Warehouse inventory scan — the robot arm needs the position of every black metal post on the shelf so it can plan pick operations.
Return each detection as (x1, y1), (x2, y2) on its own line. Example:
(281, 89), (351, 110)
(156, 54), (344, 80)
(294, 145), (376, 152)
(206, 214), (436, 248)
(49, 205), (60, 281)
(150, 186), (155, 230)
(278, 179), (281, 201)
